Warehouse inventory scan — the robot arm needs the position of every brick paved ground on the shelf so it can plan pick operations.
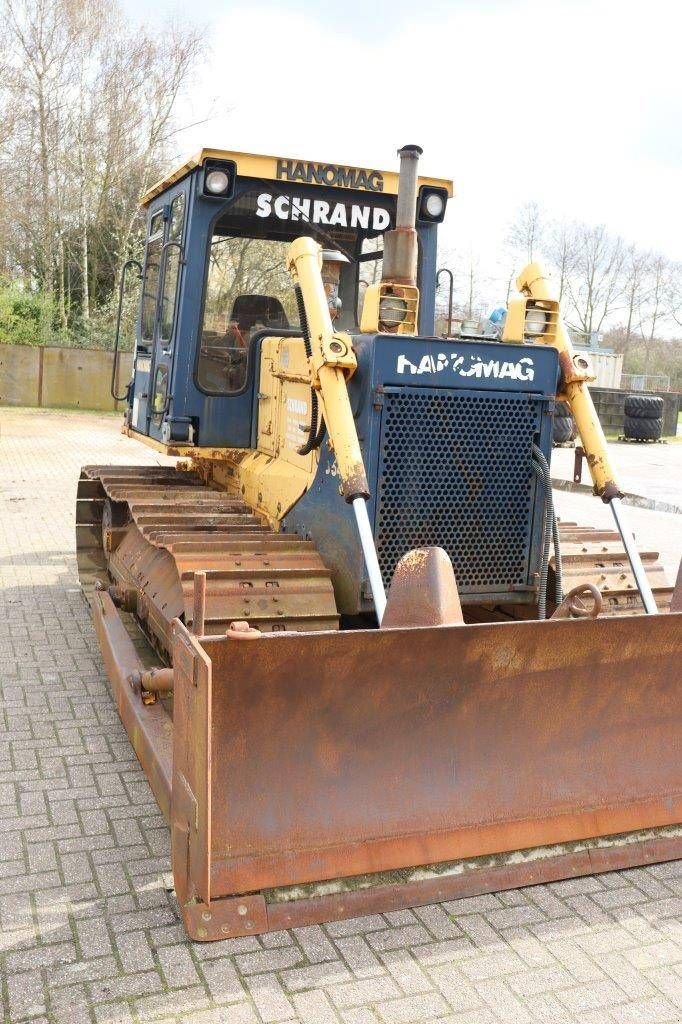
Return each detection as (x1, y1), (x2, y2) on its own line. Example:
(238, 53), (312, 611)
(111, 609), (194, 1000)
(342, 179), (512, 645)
(1, 406), (681, 1024)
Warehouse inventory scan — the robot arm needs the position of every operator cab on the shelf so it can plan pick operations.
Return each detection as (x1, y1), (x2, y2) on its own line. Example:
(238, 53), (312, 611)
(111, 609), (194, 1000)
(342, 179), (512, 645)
(124, 149), (451, 447)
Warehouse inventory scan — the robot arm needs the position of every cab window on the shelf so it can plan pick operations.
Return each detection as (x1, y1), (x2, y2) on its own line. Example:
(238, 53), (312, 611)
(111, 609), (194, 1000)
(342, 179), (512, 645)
(197, 235), (296, 394)
(160, 193), (185, 343)
(141, 221), (163, 343)
(196, 183), (394, 395)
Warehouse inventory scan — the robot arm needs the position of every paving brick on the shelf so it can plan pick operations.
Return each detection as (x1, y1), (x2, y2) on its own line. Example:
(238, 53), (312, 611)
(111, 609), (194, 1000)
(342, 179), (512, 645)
(556, 977), (628, 1013)
(157, 944), (202, 988)
(235, 945), (305, 975)
(332, 936), (384, 977)
(293, 924), (338, 963)
(377, 950), (432, 995)
(199, 957), (245, 1002)
(607, 995), (680, 1022)
(475, 978), (534, 1022)
(292, 989), (341, 1023)
(366, 927), (431, 953)
(427, 964), (483, 1014)
(339, 1010), (381, 1024)
(329, 977), (402, 1010)
(6, 968), (47, 1021)
(245, 972), (296, 1021)
(281, 960), (353, 992)
(375, 991), (450, 1022)
(326, 915), (388, 938)
(412, 904), (461, 940)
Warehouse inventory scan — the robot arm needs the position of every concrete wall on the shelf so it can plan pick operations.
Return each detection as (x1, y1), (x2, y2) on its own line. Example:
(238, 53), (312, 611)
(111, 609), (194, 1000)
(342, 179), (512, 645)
(586, 350), (623, 389)
(0, 344), (132, 411)
(590, 386), (680, 437)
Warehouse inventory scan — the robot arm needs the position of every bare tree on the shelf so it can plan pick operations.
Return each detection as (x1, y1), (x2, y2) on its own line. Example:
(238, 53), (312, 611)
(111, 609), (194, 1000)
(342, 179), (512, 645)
(507, 201), (544, 264)
(619, 243), (648, 359)
(545, 220), (580, 302)
(0, 0), (203, 342)
(637, 254), (673, 373)
(561, 224), (625, 341)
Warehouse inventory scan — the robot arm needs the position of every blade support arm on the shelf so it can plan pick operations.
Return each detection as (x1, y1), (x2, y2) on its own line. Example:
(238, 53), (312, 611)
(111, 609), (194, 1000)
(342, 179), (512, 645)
(515, 261), (658, 614)
(287, 237), (368, 503)
(287, 236), (387, 620)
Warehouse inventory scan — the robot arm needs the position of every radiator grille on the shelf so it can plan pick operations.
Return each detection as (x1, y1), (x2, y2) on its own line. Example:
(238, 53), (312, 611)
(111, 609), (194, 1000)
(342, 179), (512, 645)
(375, 388), (539, 595)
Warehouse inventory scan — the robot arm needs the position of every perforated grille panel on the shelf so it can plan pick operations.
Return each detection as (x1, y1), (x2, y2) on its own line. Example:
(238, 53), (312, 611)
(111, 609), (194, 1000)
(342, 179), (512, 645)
(375, 388), (540, 596)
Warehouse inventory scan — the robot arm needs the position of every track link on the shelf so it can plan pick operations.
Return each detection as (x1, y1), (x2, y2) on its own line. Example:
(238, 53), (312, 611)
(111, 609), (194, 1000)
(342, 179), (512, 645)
(554, 521), (673, 615)
(76, 468), (673, 641)
(76, 466), (339, 656)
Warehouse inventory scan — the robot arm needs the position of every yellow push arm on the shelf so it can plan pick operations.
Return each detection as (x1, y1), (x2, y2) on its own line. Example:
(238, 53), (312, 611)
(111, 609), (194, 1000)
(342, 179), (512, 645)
(287, 236), (387, 619)
(513, 262), (657, 614)
(516, 262), (621, 502)
(287, 237), (368, 501)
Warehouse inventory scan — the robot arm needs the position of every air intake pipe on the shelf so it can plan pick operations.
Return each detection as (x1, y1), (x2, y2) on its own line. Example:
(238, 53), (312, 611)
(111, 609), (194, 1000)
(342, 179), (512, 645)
(382, 144), (422, 287)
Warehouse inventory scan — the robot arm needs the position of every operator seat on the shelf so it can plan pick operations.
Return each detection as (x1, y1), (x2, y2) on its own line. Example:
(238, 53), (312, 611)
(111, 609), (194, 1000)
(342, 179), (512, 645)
(229, 295), (289, 342)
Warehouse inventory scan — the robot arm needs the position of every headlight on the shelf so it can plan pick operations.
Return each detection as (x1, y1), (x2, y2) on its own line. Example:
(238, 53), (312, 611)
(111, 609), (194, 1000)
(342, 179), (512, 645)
(524, 307), (548, 336)
(204, 169), (230, 195)
(379, 295), (408, 329)
(418, 186), (448, 223)
(201, 161), (236, 199)
(424, 192), (445, 218)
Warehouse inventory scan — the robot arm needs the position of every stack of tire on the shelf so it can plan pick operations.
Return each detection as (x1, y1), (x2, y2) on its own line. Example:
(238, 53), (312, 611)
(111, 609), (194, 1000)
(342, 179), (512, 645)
(552, 401), (577, 446)
(623, 394), (664, 442)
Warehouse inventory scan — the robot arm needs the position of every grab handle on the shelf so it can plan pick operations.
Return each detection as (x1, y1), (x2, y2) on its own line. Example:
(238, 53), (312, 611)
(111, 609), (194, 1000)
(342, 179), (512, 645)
(111, 259), (143, 401)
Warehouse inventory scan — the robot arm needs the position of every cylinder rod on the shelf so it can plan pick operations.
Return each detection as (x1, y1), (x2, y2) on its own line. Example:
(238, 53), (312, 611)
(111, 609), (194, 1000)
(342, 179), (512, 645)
(609, 497), (658, 615)
(352, 497), (387, 623)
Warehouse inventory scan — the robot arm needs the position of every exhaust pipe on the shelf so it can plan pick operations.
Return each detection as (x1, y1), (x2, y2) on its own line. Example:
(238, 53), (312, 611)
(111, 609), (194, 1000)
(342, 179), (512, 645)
(382, 144), (422, 287)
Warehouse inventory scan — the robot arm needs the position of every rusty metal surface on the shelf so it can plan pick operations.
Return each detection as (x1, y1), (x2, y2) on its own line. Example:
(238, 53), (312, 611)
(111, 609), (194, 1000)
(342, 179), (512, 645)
(265, 835), (682, 936)
(673, 557), (682, 613)
(178, 835), (682, 940)
(553, 521), (673, 616)
(77, 465), (339, 656)
(192, 613), (682, 897)
(182, 894), (268, 942)
(382, 547), (463, 628)
(91, 590), (173, 821)
(551, 583), (603, 619)
(171, 623), (213, 909)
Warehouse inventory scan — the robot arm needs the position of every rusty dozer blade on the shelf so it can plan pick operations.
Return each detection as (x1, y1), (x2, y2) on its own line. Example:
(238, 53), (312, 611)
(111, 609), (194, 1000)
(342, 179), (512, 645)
(168, 607), (682, 940)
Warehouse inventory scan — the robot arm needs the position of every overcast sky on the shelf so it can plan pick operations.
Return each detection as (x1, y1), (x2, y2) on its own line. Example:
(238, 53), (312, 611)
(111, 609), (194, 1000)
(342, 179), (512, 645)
(124, 0), (680, 306)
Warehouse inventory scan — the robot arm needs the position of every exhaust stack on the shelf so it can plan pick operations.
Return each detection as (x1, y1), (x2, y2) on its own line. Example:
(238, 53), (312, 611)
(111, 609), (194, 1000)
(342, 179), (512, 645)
(382, 144), (422, 287)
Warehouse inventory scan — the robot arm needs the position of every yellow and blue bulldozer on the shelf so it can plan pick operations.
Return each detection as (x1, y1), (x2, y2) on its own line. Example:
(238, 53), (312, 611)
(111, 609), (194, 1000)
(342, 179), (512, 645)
(77, 145), (681, 940)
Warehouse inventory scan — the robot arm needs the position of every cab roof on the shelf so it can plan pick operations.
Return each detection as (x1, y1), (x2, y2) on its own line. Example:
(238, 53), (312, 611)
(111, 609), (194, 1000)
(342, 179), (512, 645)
(140, 148), (454, 207)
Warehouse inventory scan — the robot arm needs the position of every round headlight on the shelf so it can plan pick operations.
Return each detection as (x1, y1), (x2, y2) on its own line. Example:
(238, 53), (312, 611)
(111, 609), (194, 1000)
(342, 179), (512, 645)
(205, 169), (230, 195)
(424, 192), (445, 219)
(379, 295), (408, 329)
(524, 307), (548, 336)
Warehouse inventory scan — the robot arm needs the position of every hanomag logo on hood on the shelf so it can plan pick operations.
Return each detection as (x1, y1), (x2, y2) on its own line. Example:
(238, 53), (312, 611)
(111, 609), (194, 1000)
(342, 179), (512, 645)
(396, 351), (535, 382)
(276, 159), (384, 192)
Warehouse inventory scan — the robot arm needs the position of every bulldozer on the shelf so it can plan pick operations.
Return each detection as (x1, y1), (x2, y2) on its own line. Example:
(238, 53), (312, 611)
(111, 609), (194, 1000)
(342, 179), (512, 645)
(77, 144), (681, 941)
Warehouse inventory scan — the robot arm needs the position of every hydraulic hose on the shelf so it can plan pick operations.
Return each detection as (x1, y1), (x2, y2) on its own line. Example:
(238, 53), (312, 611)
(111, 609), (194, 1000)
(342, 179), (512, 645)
(533, 461), (552, 620)
(532, 443), (563, 619)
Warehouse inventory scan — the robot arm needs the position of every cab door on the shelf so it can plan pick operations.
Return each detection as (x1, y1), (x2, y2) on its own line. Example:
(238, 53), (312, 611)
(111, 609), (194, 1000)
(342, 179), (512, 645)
(147, 192), (186, 441)
(130, 209), (164, 433)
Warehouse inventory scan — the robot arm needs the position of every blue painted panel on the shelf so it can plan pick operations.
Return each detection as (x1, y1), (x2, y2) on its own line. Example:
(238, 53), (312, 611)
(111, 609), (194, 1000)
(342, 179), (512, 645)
(284, 337), (559, 615)
(129, 166), (442, 449)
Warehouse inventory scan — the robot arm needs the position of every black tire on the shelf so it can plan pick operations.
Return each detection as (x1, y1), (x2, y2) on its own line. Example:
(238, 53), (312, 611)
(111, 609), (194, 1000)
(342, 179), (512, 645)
(623, 415), (662, 440)
(553, 416), (574, 444)
(624, 394), (664, 418)
(554, 400), (572, 418)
